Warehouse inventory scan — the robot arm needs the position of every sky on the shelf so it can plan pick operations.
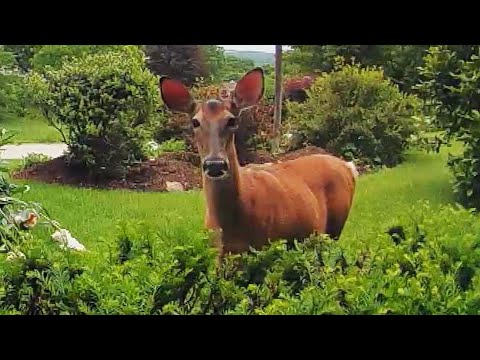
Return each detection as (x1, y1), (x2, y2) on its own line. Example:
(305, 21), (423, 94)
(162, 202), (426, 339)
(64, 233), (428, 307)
(219, 45), (276, 53)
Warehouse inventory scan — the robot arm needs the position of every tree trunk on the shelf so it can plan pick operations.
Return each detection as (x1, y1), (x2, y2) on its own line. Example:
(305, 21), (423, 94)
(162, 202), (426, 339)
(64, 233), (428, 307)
(272, 45), (283, 153)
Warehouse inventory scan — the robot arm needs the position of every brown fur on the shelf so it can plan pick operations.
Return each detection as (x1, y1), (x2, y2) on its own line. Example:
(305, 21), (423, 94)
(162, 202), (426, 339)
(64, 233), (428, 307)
(159, 68), (357, 259)
(203, 142), (356, 257)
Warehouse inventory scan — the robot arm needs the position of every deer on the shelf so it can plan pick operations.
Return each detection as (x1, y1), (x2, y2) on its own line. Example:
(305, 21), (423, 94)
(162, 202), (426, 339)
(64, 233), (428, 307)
(159, 68), (358, 260)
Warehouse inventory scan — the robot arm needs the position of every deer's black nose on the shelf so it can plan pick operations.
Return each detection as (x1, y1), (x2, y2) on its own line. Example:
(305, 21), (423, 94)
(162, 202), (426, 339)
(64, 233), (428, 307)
(203, 158), (229, 178)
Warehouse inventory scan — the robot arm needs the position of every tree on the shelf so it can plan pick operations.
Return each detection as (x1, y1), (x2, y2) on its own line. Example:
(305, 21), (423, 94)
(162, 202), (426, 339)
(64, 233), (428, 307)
(202, 45), (226, 82)
(144, 45), (208, 86)
(284, 45), (431, 93)
(416, 46), (480, 209)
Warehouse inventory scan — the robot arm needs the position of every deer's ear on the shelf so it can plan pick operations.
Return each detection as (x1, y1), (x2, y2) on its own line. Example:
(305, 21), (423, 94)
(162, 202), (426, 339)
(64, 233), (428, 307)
(159, 77), (195, 114)
(232, 68), (264, 110)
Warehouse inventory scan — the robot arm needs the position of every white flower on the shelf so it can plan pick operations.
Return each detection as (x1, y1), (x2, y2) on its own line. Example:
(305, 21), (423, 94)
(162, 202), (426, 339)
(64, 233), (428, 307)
(6, 251), (26, 262)
(51, 229), (86, 252)
(13, 214), (24, 225)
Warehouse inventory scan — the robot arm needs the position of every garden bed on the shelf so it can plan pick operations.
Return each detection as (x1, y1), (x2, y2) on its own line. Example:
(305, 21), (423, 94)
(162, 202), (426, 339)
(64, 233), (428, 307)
(12, 146), (368, 192)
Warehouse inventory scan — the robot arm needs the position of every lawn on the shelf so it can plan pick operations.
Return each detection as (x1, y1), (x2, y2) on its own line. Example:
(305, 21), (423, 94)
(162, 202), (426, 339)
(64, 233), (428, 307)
(1, 109), (63, 144)
(14, 142), (463, 253)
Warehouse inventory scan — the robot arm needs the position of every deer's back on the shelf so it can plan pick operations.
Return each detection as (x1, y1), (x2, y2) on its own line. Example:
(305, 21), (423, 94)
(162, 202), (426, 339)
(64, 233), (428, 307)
(234, 154), (356, 248)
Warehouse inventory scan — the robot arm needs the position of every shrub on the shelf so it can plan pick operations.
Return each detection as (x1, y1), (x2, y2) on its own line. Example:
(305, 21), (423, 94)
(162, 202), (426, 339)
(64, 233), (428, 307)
(2, 199), (480, 314)
(27, 46), (163, 180)
(416, 46), (480, 209)
(286, 62), (423, 167)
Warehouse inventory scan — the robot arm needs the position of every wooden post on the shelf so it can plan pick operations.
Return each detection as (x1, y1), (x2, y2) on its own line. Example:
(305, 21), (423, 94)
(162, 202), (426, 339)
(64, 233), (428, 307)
(272, 45), (283, 153)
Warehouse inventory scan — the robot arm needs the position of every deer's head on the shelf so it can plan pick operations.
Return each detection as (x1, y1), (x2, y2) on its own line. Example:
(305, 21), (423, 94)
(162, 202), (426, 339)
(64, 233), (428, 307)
(159, 68), (264, 180)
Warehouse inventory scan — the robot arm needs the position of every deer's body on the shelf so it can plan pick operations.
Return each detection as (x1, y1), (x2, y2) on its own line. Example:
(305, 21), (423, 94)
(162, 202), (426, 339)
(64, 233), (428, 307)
(204, 148), (357, 255)
(159, 68), (357, 259)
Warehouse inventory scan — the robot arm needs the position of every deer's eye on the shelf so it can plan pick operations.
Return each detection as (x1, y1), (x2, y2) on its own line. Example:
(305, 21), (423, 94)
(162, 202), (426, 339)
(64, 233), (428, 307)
(226, 117), (237, 128)
(192, 119), (200, 128)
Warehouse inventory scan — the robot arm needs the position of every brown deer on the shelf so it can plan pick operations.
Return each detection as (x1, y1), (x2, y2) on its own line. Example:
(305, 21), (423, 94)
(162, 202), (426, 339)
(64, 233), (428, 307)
(159, 68), (358, 259)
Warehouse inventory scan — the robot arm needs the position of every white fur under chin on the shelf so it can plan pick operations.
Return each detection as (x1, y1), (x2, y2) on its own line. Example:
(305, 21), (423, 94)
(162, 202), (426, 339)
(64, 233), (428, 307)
(345, 161), (359, 180)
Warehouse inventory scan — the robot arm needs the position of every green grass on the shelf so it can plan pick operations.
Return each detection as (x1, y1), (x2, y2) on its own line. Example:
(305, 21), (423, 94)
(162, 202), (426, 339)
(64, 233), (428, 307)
(341, 142), (461, 243)
(14, 142), (463, 253)
(1, 109), (63, 144)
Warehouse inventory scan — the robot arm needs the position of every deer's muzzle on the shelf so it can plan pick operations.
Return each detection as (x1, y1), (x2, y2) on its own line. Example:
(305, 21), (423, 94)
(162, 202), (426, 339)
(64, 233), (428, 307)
(202, 157), (229, 179)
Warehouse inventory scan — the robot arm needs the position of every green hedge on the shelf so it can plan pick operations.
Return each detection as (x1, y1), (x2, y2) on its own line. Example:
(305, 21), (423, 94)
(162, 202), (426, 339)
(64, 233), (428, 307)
(1, 199), (480, 315)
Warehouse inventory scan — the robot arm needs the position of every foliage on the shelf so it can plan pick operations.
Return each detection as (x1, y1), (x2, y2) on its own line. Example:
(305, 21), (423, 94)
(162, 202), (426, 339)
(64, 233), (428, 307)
(20, 153), (52, 170)
(31, 45), (127, 73)
(2, 45), (42, 73)
(145, 45), (208, 87)
(285, 45), (431, 93)
(202, 45), (226, 83)
(416, 45), (480, 209)
(0, 128), (73, 257)
(26, 46), (163, 179)
(0, 48), (16, 111)
(145, 139), (187, 158)
(0, 47), (27, 118)
(262, 64), (275, 102)
(286, 62), (423, 167)
(202, 45), (259, 85)
(219, 55), (255, 83)
(222, 49), (274, 66)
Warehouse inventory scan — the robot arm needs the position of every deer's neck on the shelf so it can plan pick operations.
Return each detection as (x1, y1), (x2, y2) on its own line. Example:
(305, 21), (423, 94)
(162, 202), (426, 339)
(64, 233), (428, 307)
(203, 143), (242, 230)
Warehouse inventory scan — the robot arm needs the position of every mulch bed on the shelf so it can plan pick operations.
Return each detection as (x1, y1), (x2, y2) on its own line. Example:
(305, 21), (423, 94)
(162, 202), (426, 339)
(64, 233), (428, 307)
(12, 146), (368, 192)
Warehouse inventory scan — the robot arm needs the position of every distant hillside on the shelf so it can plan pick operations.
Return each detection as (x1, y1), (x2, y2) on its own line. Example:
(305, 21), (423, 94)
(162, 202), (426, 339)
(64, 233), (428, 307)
(224, 50), (274, 66)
